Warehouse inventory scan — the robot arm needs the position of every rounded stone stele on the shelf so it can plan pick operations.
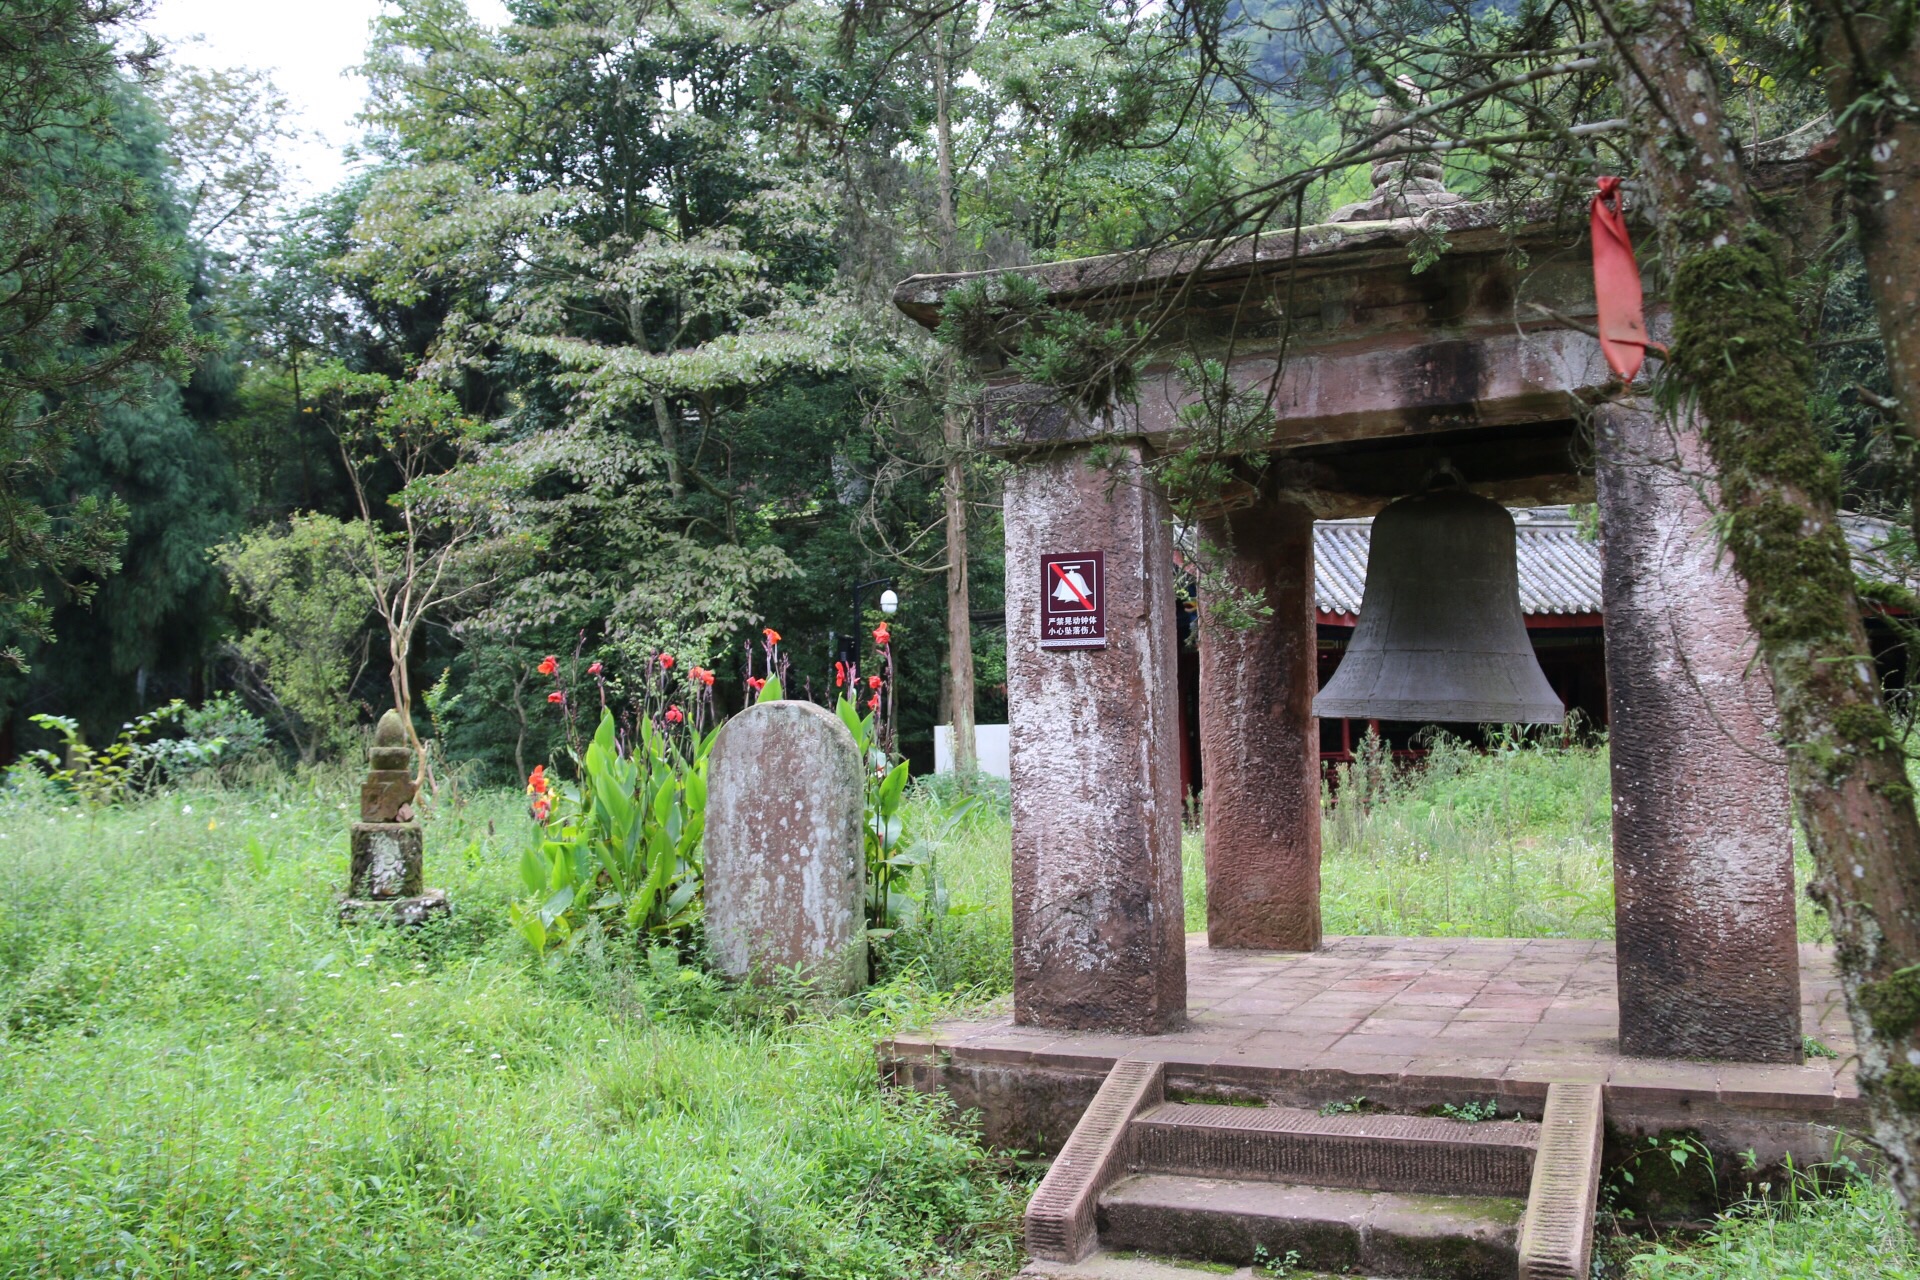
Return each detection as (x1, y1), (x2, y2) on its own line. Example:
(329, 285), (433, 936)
(370, 708), (412, 771)
(704, 700), (866, 994)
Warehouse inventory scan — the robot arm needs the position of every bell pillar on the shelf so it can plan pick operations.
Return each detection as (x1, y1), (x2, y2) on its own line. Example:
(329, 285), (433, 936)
(1597, 399), (1802, 1062)
(1004, 444), (1187, 1033)
(1197, 503), (1322, 950)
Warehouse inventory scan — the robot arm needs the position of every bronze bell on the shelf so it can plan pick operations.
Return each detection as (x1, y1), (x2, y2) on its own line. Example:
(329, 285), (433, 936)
(1314, 488), (1565, 724)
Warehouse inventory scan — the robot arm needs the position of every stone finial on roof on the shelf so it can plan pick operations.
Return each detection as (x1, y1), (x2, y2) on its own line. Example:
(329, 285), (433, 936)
(1330, 79), (1468, 223)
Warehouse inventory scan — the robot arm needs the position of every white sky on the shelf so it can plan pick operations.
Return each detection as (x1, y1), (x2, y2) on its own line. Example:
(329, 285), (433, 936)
(142, 0), (512, 200)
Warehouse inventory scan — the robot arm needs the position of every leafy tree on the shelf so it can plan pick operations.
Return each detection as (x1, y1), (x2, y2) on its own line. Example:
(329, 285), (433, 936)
(346, 1), (882, 686)
(213, 513), (375, 762)
(312, 362), (524, 785)
(0, 0), (199, 668)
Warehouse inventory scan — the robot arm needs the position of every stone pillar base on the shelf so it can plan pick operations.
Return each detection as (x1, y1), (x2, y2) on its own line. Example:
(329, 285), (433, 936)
(339, 889), (450, 927)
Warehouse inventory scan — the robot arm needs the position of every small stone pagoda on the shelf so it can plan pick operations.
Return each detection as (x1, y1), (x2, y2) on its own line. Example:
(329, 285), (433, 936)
(339, 710), (448, 925)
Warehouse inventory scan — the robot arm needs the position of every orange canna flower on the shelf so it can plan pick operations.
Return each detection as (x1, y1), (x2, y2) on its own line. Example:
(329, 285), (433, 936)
(588, 661), (603, 676)
(547, 691), (565, 704)
(537, 655), (559, 676)
(866, 694), (880, 711)
(872, 624), (890, 646)
(531, 796), (551, 823)
(867, 674), (882, 690)
(526, 765), (549, 795)
(665, 705), (684, 724)
(834, 661), (846, 688)
(748, 677), (766, 691)
(658, 653), (675, 669)
(763, 627), (782, 644)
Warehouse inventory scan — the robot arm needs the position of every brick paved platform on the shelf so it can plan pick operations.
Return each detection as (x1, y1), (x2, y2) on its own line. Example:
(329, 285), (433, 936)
(882, 936), (1861, 1165)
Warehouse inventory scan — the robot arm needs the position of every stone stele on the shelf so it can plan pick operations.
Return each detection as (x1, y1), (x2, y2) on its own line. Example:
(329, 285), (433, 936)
(340, 709), (448, 926)
(704, 699), (866, 994)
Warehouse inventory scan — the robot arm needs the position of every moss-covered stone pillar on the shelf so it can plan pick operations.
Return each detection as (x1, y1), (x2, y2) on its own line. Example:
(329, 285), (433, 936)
(1197, 502), (1322, 951)
(1004, 444), (1186, 1033)
(1597, 399), (1801, 1062)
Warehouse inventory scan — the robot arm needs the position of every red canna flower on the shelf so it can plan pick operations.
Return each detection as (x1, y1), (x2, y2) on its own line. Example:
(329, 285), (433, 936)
(531, 796), (551, 823)
(748, 677), (766, 692)
(588, 661), (603, 676)
(763, 627), (782, 645)
(691, 665), (715, 687)
(872, 624), (890, 646)
(665, 705), (684, 724)
(658, 653), (675, 670)
(834, 661), (846, 688)
(867, 674), (882, 690)
(547, 691), (565, 705)
(537, 655), (559, 676)
(526, 765), (549, 795)
(866, 694), (880, 711)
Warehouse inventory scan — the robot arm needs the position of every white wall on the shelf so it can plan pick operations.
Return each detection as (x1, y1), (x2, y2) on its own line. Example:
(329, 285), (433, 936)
(933, 724), (1011, 778)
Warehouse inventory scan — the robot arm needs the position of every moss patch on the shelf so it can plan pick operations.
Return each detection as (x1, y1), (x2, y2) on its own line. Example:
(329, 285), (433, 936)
(1859, 965), (1920, 1040)
(1670, 233), (1854, 651)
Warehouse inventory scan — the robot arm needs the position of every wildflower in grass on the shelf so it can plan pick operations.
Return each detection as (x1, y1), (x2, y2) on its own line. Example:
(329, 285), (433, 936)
(665, 705), (684, 724)
(658, 653), (674, 670)
(537, 655), (558, 676)
(548, 691), (565, 705)
(872, 623), (889, 646)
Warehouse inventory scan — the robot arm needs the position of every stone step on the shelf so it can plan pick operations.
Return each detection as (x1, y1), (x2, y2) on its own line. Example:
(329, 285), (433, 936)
(1132, 1102), (1540, 1198)
(1098, 1173), (1525, 1280)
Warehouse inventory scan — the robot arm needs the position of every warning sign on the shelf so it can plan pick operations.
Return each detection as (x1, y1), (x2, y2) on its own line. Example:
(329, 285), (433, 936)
(1040, 551), (1106, 649)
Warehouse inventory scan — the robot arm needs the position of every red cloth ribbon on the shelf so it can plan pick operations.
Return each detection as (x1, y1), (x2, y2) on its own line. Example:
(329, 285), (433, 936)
(1589, 177), (1662, 382)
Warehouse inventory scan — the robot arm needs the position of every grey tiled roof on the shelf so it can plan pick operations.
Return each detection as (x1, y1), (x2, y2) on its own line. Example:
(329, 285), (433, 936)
(1315, 506), (1903, 618)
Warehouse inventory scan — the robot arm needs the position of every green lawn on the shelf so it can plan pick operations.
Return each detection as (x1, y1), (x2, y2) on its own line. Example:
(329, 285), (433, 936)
(0, 742), (1902, 1278)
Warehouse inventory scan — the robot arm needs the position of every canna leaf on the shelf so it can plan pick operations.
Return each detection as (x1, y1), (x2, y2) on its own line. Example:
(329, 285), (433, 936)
(540, 884), (575, 927)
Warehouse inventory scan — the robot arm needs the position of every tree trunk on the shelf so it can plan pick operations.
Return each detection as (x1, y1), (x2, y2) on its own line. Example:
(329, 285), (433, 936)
(1806, 0), (1920, 549)
(1601, 0), (1920, 1230)
(933, 40), (959, 269)
(943, 406), (976, 775)
(933, 31), (976, 775)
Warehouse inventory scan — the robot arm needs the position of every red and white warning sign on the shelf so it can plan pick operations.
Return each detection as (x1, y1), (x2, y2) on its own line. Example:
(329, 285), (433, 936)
(1040, 551), (1106, 649)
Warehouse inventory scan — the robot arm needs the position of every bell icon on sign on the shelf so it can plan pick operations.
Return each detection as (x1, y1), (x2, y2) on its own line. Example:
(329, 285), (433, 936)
(1050, 566), (1093, 608)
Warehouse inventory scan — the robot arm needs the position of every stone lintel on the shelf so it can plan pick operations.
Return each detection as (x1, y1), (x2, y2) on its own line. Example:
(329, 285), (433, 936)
(1198, 503), (1321, 951)
(1005, 446), (1187, 1034)
(979, 326), (1611, 460)
(1597, 400), (1802, 1063)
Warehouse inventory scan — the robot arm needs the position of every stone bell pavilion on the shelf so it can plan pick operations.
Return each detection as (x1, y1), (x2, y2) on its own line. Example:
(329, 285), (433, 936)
(878, 143), (1858, 1280)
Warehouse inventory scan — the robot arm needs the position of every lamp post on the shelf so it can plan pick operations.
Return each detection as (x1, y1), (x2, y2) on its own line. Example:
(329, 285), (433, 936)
(840, 578), (898, 671)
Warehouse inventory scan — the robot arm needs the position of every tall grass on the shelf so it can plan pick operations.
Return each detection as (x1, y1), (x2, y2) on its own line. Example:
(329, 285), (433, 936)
(918, 735), (1827, 948)
(0, 744), (1859, 1279)
(1615, 1175), (1920, 1279)
(0, 773), (1024, 1279)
